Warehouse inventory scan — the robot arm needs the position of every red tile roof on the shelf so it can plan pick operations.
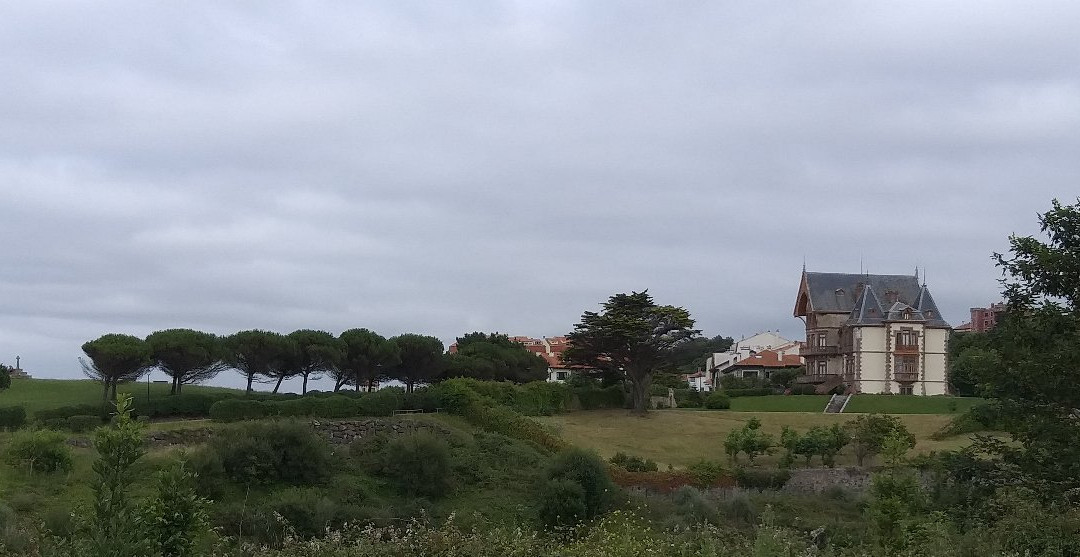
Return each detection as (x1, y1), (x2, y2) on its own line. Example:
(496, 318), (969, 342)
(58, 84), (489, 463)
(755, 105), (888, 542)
(731, 350), (803, 369)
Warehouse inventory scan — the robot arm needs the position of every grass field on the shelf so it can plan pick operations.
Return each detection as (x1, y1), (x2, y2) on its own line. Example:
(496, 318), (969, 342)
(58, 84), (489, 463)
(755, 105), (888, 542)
(721, 394), (983, 414)
(537, 408), (972, 469)
(0, 378), (244, 415)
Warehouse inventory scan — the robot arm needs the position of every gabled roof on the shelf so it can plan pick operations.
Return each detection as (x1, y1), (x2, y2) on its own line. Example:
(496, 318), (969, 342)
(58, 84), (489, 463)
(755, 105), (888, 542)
(796, 271), (950, 328)
(848, 284), (885, 325)
(730, 350), (803, 369)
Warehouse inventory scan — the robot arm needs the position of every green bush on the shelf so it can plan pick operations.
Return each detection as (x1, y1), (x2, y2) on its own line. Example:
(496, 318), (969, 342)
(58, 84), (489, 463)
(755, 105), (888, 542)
(311, 395), (359, 418)
(674, 389), (704, 408)
(574, 385), (625, 410)
(687, 460), (728, 487)
(723, 388), (773, 397)
(144, 392), (234, 419)
(34, 404), (103, 422)
(4, 429), (74, 474)
(356, 388), (405, 416)
(609, 452), (658, 472)
(379, 431), (452, 498)
(197, 421), (331, 487)
(514, 381), (572, 416)
(790, 384), (818, 395)
(538, 478), (588, 527)
(734, 467), (790, 490)
(546, 448), (616, 522)
(264, 487), (340, 539)
(208, 399), (271, 422)
(704, 392), (731, 409)
(65, 414), (102, 433)
(0, 406), (26, 431)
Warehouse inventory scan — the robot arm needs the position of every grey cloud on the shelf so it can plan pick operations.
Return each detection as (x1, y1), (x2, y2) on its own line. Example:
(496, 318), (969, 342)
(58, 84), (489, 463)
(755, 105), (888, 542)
(1, 2), (1077, 384)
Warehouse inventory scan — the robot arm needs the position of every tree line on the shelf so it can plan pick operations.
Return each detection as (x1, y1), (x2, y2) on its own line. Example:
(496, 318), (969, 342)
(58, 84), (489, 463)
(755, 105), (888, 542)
(79, 329), (553, 403)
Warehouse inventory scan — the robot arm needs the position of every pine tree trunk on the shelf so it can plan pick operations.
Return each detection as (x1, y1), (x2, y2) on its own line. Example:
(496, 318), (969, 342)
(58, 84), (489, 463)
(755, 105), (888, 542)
(629, 370), (651, 416)
(246, 374), (254, 394)
(302, 373), (309, 395)
(273, 375), (284, 393)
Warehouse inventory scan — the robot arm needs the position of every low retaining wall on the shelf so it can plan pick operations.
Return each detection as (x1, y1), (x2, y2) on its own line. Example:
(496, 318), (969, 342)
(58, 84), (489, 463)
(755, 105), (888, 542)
(784, 467), (872, 493)
(311, 418), (451, 444)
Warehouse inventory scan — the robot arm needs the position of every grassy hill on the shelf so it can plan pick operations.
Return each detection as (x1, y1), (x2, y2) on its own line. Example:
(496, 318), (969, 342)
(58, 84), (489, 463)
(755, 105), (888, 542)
(0, 378), (245, 415)
(537, 408), (972, 469)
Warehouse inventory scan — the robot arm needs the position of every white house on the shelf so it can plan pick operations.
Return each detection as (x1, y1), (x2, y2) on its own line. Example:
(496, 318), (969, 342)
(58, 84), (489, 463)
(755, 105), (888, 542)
(705, 331), (802, 389)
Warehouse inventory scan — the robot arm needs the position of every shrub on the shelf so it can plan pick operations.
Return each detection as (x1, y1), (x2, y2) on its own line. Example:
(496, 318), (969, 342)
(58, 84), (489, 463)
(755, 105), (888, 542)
(734, 467), (790, 490)
(208, 399), (270, 422)
(546, 448), (616, 522)
(357, 388), (405, 416)
(274, 397), (318, 417)
(704, 392), (731, 410)
(379, 431), (452, 498)
(687, 460), (728, 487)
(724, 388), (773, 398)
(574, 385), (625, 410)
(790, 384), (818, 395)
(65, 414), (103, 433)
(674, 389), (704, 408)
(0, 406), (26, 431)
(671, 486), (718, 525)
(724, 418), (774, 464)
(515, 381), (572, 416)
(539, 478), (588, 527)
(311, 395), (359, 418)
(464, 402), (566, 452)
(144, 392), (232, 419)
(198, 421), (331, 486)
(609, 452), (658, 472)
(4, 429), (74, 474)
(264, 487), (339, 539)
(34, 404), (103, 422)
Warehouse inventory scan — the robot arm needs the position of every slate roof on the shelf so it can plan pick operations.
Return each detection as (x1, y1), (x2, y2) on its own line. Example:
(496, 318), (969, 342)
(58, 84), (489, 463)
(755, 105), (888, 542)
(802, 272), (950, 328)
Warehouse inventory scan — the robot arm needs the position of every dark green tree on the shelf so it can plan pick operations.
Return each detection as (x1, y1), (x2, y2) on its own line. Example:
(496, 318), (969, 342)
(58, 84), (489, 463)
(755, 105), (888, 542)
(668, 334), (734, 374)
(0, 363), (10, 391)
(337, 329), (401, 392)
(966, 198), (1080, 503)
(389, 334), (445, 393)
(146, 329), (228, 395)
(564, 291), (699, 415)
(223, 330), (294, 394)
(80, 333), (152, 407)
(946, 331), (993, 396)
(286, 329), (344, 395)
(444, 332), (549, 383)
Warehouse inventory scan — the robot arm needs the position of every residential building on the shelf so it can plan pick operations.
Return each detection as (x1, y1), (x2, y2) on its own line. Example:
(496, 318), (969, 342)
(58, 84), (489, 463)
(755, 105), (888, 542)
(955, 302), (1006, 333)
(794, 270), (951, 395)
(705, 331), (802, 390)
(724, 349), (803, 381)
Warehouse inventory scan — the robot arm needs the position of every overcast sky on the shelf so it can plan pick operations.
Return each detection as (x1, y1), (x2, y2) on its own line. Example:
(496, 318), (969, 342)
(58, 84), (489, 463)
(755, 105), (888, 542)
(2, 2), (1078, 390)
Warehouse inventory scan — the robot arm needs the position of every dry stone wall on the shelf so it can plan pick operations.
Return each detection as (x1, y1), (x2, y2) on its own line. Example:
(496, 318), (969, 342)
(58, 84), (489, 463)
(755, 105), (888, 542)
(312, 418), (451, 444)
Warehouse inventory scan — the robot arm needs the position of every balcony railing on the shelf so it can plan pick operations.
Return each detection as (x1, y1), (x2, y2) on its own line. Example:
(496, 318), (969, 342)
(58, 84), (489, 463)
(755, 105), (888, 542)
(893, 371), (919, 382)
(893, 343), (919, 354)
(802, 345), (839, 357)
(794, 373), (840, 385)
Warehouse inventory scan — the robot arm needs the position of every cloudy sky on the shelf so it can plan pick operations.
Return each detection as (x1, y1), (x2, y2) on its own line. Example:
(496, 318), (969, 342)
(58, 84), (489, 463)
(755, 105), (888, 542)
(2, 2), (1078, 390)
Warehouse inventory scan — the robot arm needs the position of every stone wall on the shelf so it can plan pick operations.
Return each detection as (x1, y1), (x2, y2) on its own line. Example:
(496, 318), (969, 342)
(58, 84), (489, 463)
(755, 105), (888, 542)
(311, 418), (451, 444)
(784, 466), (873, 493)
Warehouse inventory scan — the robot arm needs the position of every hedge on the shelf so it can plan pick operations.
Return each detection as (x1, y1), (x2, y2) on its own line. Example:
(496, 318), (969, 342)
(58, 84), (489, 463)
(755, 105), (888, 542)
(0, 406), (26, 431)
(574, 386), (625, 410)
(65, 415), (103, 433)
(704, 393), (730, 409)
(207, 388), (431, 422)
(722, 388), (774, 398)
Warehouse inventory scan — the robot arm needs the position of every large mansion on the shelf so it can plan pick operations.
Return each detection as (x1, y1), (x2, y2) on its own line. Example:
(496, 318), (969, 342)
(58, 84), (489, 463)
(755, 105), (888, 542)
(794, 271), (951, 395)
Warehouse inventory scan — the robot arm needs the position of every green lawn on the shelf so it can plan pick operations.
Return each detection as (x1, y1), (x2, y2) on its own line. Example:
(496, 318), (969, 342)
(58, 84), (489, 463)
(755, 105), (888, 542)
(711, 394), (982, 414)
(0, 378), (244, 415)
(537, 409), (974, 469)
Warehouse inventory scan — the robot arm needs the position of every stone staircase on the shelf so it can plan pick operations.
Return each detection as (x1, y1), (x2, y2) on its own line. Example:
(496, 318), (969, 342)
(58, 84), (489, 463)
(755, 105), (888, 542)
(823, 394), (851, 414)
